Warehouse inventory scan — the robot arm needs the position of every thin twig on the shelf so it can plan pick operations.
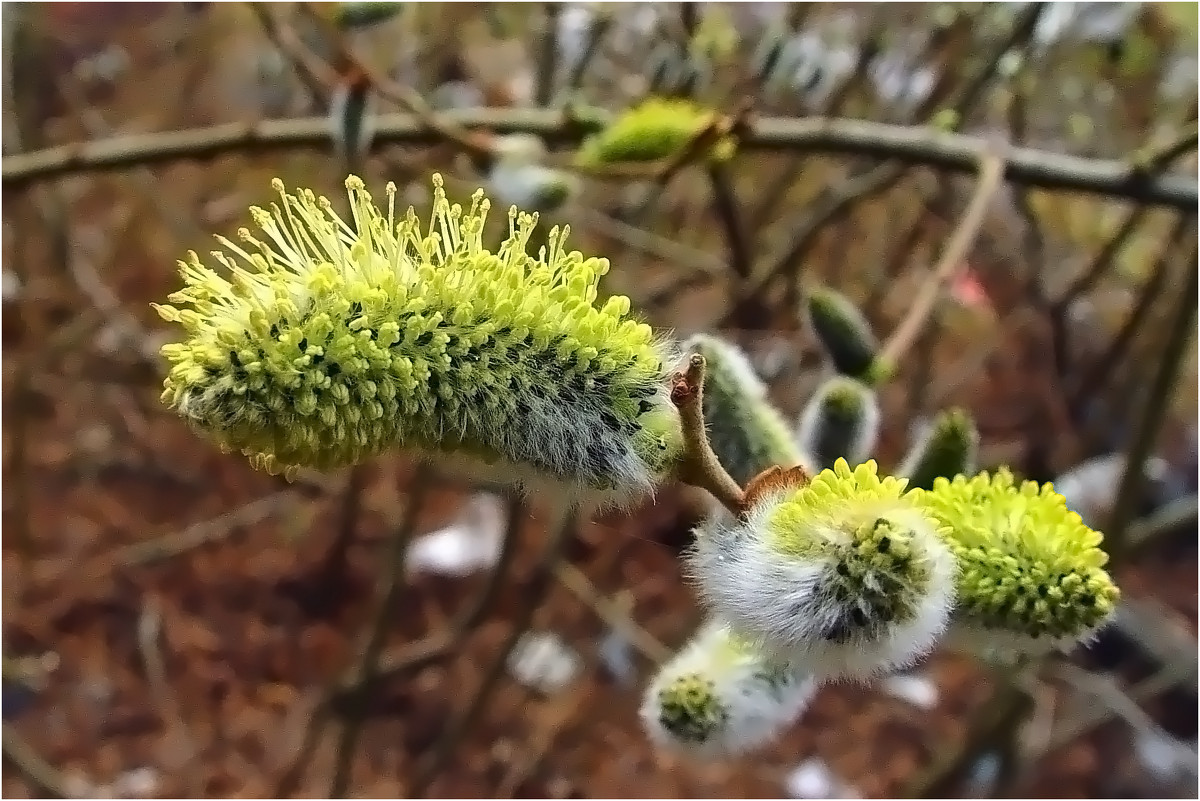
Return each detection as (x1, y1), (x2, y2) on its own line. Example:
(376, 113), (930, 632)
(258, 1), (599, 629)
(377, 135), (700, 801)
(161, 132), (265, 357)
(2, 114), (1195, 209)
(406, 505), (578, 798)
(249, 2), (330, 111)
(668, 354), (746, 517)
(316, 465), (366, 585)
(1071, 215), (1195, 405)
(875, 149), (1006, 377)
(328, 468), (431, 798)
(274, 491), (523, 796)
(2, 723), (70, 799)
(34, 492), (294, 586)
(1104, 253), (1199, 564)
(553, 562), (669, 663)
(534, 3), (560, 107)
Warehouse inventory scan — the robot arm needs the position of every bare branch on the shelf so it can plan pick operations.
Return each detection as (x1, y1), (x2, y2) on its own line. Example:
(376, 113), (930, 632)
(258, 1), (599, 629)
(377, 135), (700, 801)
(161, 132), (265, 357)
(2, 113), (1194, 210)
(875, 148), (1007, 376)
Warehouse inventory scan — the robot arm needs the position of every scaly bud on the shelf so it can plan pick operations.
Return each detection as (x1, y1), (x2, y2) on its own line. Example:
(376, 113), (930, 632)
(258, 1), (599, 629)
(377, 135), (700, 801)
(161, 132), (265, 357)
(153, 175), (682, 509)
(795, 375), (880, 471)
(898, 407), (980, 491)
(641, 619), (816, 758)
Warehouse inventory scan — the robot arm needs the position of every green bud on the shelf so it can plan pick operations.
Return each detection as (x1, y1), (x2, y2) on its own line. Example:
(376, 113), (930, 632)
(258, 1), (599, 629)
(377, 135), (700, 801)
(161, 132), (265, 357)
(795, 376), (880, 471)
(898, 407), (980, 491)
(803, 286), (881, 383)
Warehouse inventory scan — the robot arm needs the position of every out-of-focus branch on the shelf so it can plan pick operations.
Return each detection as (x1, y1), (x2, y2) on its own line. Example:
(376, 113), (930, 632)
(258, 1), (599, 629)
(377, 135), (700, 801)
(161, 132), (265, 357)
(3, 113), (1195, 209)
(327, 469), (430, 798)
(875, 149), (1006, 376)
(406, 504), (578, 798)
(1104, 252), (1199, 564)
(2, 724), (70, 799)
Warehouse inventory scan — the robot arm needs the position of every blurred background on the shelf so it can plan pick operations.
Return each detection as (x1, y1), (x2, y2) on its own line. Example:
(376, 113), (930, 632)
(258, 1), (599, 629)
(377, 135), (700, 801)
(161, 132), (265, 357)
(1, 2), (1197, 798)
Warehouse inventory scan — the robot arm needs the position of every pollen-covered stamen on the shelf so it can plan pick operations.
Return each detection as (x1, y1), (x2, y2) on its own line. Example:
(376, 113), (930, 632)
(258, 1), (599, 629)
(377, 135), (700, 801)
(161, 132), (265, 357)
(915, 469), (1119, 652)
(657, 673), (728, 744)
(153, 173), (683, 508)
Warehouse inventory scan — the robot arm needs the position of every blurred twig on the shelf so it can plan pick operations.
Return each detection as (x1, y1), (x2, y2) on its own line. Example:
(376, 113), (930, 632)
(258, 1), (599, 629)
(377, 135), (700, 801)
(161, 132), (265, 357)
(906, 674), (1035, 798)
(1071, 215), (1195, 405)
(407, 505), (578, 798)
(3, 114), (1195, 210)
(876, 149), (1005, 374)
(554, 561), (669, 663)
(328, 468), (430, 798)
(275, 487), (522, 797)
(1104, 252), (1199, 564)
(534, 3), (560, 107)
(2, 723), (70, 799)
(316, 466), (366, 586)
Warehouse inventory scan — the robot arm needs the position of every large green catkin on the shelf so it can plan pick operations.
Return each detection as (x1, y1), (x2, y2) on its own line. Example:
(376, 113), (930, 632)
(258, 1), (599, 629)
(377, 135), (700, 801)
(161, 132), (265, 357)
(153, 175), (683, 508)
(803, 286), (882, 383)
(914, 469), (1121, 652)
(795, 375), (880, 471)
(899, 407), (980, 491)
(683, 334), (808, 486)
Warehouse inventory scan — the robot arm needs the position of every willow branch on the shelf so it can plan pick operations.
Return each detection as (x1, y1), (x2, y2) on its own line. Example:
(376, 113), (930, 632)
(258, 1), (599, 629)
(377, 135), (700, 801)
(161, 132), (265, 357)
(669, 354), (746, 517)
(875, 148), (1006, 376)
(1104, 253), (1199, 564)
(3, 113), (1195, 209)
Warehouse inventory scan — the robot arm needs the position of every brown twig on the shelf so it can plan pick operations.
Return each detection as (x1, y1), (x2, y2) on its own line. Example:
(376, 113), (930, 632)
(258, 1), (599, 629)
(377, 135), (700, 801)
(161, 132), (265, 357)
(327, 468), (431, 797)
(2, 723), (70, 799)
(553, 562), (669, 663)
(668, 354), (746, 517)
(874, 148), (1006, 378)
(1071, 215), (1195, 405)
(3, 113), (1194, 209)
(275, 490), (522, 796)
(316, 466), (366, 586)
(406, 504), (578, 798)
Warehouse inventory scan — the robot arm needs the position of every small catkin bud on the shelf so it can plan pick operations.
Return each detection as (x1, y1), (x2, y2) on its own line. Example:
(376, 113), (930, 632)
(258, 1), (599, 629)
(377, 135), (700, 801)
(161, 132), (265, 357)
(684, 334), (810, 487)
(898, 407), (980, 491)
(153, 175), (683, 509)
(334, 2), (403, 30)
(574, 97), (737, 166)
(641, 619), (817, 758)
(914, 469), (1121, 656)
(803, 286), (882, 383)
(689, 459), (956, 681)
(795, 375), (880, 471)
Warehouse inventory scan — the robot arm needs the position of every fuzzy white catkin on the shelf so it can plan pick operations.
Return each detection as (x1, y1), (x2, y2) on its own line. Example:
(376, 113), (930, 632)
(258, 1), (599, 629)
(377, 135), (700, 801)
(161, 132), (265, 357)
(794, 375), (880, 471)
(689, 461), (957, 681)
(640, 619), (817, 758)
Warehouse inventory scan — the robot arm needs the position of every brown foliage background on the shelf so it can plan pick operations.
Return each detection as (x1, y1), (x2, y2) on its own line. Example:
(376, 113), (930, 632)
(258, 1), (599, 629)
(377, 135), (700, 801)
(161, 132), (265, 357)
(2, 3), (1197, 798)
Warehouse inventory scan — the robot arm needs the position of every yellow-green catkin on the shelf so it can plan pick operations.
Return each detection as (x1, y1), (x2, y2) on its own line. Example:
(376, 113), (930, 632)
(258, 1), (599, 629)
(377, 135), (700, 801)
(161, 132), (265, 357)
(153, 175), (682, 507)
(575, 97), (737, 166)
(915, 468), (1121, 653)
